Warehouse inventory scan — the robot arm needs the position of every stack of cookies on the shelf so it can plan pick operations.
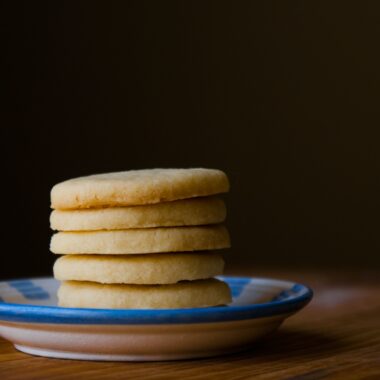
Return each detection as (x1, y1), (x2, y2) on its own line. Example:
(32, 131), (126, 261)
(50, 168), (232, 309)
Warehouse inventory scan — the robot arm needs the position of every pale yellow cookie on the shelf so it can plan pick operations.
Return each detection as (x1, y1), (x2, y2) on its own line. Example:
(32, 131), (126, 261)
(51, 168), (229, 210)
(54, 252), (224, 284)
(50, 197), (226, 231)
(54, 252), (224, 285)
(50, 225), (230, 254)
(57, 279), (232, 309)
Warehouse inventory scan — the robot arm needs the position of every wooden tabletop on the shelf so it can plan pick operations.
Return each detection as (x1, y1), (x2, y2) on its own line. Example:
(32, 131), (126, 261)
(1, 268), (379, 380)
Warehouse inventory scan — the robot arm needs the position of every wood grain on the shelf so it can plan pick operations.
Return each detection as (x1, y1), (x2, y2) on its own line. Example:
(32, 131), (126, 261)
(0, 268), (379, 380)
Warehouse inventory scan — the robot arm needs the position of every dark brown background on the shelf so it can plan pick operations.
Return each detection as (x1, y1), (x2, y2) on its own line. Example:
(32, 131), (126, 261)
(2, 1), (380, 279)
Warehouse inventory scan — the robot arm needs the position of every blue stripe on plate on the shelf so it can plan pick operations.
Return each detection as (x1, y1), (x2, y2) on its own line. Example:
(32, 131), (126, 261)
(228, 277), (252, 298)
(8, 280), (50, 300)
(0, 277), (313, 325)
(272, 284), (304, 302)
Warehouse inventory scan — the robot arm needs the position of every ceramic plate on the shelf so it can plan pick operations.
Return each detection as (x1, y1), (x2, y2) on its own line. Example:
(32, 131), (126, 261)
(0, 276), (312, 361)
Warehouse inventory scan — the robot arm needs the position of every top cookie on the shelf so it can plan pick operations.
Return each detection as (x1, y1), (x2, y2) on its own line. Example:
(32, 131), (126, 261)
(51, 168), (229, 209)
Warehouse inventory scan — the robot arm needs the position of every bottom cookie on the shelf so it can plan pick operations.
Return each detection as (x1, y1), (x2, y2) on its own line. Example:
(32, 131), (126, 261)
(58, 279), (232, 309)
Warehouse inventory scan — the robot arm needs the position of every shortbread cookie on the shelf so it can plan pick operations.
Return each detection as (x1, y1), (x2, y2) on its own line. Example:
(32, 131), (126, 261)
(50, 225), (230, 254)
(58, 279), (232, 309)
(50, 197), (226, 231)
(51, 168), (229, 209)
(54, 252), (225, 284)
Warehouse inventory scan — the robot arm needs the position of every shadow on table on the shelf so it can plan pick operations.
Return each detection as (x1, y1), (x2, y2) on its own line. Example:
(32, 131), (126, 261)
(206, 327), (346, 364)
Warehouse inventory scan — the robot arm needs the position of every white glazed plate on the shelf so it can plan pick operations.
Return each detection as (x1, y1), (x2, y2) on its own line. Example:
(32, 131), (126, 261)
(0, 276), (312, 361)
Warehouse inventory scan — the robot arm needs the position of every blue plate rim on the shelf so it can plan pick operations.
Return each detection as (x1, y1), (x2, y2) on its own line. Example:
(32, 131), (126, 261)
(0, 276), (313, 325)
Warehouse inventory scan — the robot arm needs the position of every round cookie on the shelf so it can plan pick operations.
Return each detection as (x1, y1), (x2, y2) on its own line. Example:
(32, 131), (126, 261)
(50, 225), (230, 254)
(54, 252), (225, 284)
(57, 279), (232, 309)
(50, 197), (226, 231)
(51, 168), (229, 210)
